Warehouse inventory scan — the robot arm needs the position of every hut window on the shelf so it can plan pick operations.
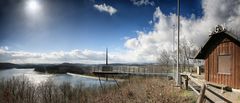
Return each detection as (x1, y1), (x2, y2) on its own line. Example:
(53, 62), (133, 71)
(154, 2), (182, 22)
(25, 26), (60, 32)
(218, 55), (231, 74)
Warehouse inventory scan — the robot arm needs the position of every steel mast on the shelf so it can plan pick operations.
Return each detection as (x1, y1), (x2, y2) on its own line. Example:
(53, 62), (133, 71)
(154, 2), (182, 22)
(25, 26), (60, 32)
(176, 0), (180, 85)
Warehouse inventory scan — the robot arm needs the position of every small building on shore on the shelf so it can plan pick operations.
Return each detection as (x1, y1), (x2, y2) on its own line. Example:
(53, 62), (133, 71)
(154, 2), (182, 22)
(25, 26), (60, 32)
(195, 25), (240, 89)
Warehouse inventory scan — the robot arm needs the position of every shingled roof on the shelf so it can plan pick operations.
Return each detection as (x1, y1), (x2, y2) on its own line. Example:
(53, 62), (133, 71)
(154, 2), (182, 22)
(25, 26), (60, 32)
(195, 26), (240, 59)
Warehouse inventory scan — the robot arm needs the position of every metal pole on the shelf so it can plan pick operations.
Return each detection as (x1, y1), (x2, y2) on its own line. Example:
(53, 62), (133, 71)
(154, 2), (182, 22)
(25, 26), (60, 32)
(173, 25), (175, 79)
(176, 0), (180, 86)
(106, 48), (108, 65)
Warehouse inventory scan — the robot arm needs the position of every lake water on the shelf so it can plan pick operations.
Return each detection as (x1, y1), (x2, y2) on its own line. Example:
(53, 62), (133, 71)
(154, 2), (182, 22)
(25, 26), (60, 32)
(0, 68), (115, 87)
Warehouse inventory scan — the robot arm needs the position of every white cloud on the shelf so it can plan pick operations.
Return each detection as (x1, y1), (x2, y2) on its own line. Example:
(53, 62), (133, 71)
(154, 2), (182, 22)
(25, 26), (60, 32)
(94, 3), (117, 16)
(0, 46), (8, 50)
(0, 48), (134, 64)
(123, 36), (130, 40)
(130, 0), (154, 6)
(0, 48), (104, 64)
(124, 0), (240, 63)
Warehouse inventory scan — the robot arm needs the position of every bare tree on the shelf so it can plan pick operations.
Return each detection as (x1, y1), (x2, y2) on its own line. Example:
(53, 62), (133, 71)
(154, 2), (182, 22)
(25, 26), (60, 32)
(157, 49), (173, 73)
(179, 38), (199, 72)
(157, 49), (172, 66)
(169, 37), (199, 73)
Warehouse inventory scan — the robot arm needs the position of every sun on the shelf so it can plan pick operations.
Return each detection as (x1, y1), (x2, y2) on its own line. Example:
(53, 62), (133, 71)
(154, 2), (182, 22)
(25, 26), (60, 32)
(26, 0), (41, 14)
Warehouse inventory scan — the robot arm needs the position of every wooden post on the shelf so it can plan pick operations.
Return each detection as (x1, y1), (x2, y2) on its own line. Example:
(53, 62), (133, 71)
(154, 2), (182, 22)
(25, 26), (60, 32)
(124, 66), (126, 73)
(153, 66), (155, 73)
(113, 75), (120, 88)
(139, 67), (141, 73)
(185, 76), (188, 90)
(152, 65), (153, 73)
(121, 66), (123, 73)
(180, 75), (182, 88)
(197, 84), (206, 103)
(128, 66), (130, 73)
(144, 67), (145, 75)
(106, 75), (108, 81)
(197, 66), (201, 75)
(98, 75), (103, 91)
(221, 85), (224, 94)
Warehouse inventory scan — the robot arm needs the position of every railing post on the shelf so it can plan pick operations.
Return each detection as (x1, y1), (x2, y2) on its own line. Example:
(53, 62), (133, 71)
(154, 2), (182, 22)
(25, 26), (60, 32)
(185, 76), (188, 90)
(197, 84), (206, 103)
(128, 66), (130, 73)
(138, 66), (140, 73)
(144, 67), (145, 75)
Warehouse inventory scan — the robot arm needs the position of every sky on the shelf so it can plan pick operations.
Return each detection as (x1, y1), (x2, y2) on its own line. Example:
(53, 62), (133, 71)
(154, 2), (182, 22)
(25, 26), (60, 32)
(0, 0), (240, 64)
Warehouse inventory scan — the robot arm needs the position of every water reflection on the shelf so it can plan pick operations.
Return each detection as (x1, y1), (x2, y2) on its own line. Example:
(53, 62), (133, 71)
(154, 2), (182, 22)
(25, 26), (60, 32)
(0, 68), (115, 87)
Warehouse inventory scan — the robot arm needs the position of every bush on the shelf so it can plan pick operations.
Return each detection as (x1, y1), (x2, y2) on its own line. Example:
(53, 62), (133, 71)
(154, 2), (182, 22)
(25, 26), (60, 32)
(0, 76), (196, 103)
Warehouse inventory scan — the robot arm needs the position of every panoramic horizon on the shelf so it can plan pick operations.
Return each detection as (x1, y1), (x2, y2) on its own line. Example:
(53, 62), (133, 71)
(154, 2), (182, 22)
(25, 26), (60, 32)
(0, 0), (239, 64)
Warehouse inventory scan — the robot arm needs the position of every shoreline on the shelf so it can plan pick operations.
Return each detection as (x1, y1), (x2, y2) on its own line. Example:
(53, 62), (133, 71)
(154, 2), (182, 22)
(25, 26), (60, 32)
(66, 72), (124, 82)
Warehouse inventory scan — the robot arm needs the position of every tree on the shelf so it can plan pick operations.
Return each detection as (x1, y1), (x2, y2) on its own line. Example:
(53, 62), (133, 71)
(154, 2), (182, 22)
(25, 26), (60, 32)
(179, 38), (199, 72)
(157, 49), (173, 73)
(168, 37), (199, 73)
(157, 38), (199, 73)
(157, 49), (172, 66)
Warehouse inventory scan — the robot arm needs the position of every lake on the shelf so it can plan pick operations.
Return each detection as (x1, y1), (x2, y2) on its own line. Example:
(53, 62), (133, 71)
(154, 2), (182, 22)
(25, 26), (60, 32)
(0, 68), (115, 87)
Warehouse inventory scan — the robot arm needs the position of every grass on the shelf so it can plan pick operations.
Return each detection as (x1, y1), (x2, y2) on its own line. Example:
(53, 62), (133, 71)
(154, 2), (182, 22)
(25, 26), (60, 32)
(0, 76), (196, 103)
(95, 77), (197, 103)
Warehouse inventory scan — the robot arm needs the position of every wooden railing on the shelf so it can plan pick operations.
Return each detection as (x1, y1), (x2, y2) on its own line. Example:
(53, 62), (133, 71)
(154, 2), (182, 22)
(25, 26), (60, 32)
(91, 65), (173, 76)
(181, 73), (232, 103)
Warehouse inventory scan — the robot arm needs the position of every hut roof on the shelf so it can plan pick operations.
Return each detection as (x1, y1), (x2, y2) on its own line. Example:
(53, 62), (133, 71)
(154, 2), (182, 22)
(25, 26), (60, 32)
(195, 26), (240, 59)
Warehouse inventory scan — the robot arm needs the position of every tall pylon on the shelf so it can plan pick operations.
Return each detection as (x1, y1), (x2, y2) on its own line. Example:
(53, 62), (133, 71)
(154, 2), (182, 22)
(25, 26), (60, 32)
(106, 48), (108, 65)
(176, 0), (180, 86)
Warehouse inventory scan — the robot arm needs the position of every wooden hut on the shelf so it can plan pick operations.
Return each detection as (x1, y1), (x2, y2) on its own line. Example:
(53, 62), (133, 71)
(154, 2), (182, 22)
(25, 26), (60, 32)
(195, 25), (240, 89)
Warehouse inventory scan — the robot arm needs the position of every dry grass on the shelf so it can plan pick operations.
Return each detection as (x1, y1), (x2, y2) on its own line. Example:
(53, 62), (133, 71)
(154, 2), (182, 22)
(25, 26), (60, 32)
(96, 77), (196, 103)
(0, 76), (102, 103)
(0, 76), (196, 103)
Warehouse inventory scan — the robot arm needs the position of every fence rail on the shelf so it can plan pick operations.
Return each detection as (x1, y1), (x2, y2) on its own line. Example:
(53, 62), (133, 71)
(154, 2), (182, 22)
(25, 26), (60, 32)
(181, 73), (233, 103)
(91, 65), (174, 76)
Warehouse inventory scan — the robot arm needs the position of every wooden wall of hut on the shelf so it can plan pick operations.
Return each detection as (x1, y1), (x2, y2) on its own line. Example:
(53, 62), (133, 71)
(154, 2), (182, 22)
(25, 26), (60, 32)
(205, 37), (240, 89)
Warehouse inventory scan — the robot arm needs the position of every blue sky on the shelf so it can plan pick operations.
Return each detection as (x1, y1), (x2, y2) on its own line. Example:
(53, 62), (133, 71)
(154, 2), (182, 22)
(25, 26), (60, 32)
(0, 0), (239, 63)
(0, 0), (202, 52)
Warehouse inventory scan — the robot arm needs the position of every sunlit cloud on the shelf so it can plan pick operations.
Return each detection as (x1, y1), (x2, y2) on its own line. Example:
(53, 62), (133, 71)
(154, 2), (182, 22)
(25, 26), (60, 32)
(94, 3), (117, 16)
(123, 0), (240, 63)
(130, 0), (155, 6)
